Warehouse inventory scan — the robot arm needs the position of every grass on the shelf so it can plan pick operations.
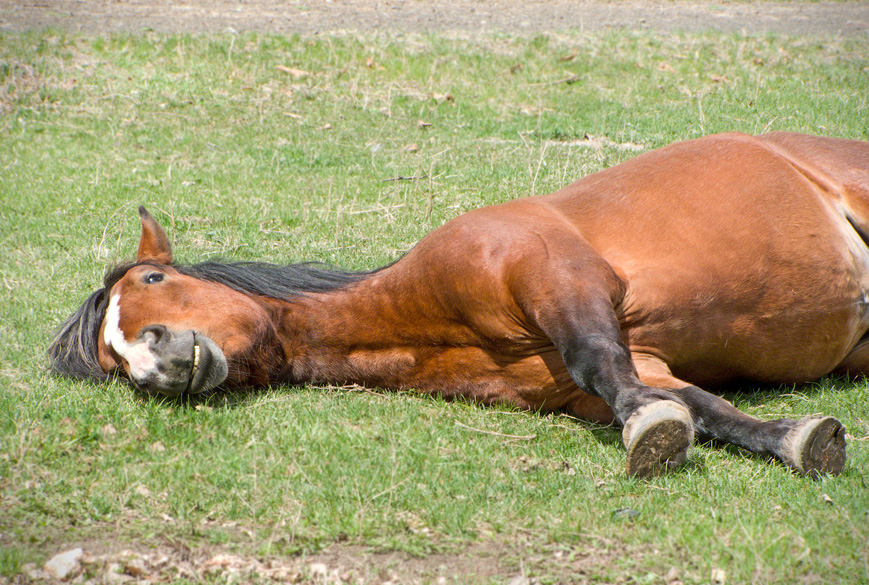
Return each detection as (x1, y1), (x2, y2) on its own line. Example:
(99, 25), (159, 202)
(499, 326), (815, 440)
(1, 27), (868, 584)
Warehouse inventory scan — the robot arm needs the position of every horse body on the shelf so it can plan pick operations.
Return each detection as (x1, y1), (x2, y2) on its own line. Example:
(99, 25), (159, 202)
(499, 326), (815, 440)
(51, 131), (868, 477)
(295, 131), (869, 403)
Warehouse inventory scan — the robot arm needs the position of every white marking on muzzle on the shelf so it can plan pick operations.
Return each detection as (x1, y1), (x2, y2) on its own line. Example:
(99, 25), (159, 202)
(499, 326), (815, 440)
(104, 294), (157, 380)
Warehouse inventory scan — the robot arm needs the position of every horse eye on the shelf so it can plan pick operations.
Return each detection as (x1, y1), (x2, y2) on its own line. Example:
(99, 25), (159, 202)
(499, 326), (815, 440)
(145, 272), (165, 284)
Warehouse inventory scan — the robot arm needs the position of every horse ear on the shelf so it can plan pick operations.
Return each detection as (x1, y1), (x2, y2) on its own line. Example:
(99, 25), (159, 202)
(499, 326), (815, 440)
(136, 206), (173, 264)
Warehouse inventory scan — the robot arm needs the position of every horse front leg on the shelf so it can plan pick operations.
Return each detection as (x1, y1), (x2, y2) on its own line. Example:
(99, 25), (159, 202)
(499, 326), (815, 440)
(513, 242), (845, 477)
(632, 352), (847, 477)
(559, 330), (696, 477)
(513, 254), (697, 477)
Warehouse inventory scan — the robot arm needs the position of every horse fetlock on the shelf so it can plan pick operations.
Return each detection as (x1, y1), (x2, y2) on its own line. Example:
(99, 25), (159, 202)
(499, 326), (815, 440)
(623, 401), (695, 478)
(780, 416), (847, 478)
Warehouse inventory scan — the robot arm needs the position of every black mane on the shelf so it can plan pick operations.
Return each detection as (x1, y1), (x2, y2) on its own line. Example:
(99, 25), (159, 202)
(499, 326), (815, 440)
(48, 260), (376, 381)
(174, 261), (374, 300)
(48, 287), (111, 380)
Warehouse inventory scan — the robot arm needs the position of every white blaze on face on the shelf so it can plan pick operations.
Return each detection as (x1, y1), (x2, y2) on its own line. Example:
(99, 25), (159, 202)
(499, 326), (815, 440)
(104, 294), (157, 380)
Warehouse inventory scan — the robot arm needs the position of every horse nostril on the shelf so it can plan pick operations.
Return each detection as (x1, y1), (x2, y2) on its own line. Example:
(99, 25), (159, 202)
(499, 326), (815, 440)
(140, 324), (169, 346)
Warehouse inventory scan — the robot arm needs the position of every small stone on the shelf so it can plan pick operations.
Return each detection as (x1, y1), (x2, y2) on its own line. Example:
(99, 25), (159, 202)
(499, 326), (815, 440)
(309, 562), (328, 577)
(611, 507), (641, 520)
(124, 557), (148, 577)
(105, 562), (134, 584)
(44, 548), (83, 581)
(80, 552), (100, 566)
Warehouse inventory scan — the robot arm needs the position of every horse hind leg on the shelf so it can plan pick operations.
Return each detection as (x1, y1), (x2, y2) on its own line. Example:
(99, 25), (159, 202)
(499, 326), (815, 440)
(633, 352), (847, 477)
(833, 335), (869, 378)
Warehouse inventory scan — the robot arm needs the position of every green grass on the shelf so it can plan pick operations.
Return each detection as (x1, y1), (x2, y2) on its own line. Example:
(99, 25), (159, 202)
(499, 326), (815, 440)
(1, 29), (868, 584)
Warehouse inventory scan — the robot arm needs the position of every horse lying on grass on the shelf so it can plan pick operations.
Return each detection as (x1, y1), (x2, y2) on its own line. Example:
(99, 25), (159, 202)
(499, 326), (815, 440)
(51, 132), (867, 478)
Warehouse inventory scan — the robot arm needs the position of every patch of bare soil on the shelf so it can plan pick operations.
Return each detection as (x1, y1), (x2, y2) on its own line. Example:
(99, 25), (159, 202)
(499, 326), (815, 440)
(12, 535), (659, 585)
(1, 1), (867, 37)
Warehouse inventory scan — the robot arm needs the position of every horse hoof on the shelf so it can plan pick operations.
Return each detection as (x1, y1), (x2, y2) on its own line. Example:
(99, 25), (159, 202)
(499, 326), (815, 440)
(783, 416), (847, 478)
(622, 401), (694, 478)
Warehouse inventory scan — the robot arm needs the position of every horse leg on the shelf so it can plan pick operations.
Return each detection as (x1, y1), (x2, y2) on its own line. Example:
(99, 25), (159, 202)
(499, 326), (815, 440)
(632, 352), (847, 477)
(513, 250), (695, 477)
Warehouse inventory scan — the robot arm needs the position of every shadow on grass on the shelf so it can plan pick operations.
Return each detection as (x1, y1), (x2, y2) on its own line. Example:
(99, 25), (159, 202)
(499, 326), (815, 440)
(128, 371), (867, 412)
(122, 372), (861, 481)
(130, 378), (631, 442)
(705, 374), (865, 408)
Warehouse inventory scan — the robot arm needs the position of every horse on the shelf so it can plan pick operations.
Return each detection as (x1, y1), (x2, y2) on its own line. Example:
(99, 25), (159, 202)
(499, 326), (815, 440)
(50, 131), (867, 478)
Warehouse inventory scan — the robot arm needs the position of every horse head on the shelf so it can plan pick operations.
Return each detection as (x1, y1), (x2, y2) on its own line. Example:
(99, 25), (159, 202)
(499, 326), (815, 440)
(49, 207), (285, 395)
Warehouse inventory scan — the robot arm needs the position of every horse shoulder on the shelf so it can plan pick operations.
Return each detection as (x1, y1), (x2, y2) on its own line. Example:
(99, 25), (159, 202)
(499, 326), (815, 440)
(363, 202), (624, 412)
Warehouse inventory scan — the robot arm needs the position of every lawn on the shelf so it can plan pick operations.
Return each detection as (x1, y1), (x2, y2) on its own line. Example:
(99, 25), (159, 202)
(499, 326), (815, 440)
(1, 28), (868, 584)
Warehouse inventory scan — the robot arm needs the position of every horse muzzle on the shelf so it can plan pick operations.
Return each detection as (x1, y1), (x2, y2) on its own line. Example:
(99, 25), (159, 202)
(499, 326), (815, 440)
(123, 325), (228, 396)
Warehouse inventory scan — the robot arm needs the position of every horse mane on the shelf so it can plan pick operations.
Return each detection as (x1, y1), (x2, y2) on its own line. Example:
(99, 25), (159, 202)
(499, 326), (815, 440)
(48, 259), (377, 380)
(47, 264), (132, 381)
(174, 261), (376, 300)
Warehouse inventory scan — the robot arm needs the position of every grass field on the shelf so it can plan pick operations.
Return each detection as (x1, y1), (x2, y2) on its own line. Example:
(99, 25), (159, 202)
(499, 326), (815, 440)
(1, 27), (868, 584)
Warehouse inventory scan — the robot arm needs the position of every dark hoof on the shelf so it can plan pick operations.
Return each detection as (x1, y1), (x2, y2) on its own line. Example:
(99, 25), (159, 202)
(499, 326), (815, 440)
(784, 416), (847, 478)
(623, 402), (694, 478)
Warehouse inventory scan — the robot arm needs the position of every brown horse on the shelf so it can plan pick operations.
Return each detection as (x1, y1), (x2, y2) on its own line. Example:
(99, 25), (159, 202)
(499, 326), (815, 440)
(50, 131), (866, 478)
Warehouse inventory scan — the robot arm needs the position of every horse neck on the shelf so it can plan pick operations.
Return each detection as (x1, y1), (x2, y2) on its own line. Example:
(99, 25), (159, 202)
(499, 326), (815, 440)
(267, 270), (452, 387)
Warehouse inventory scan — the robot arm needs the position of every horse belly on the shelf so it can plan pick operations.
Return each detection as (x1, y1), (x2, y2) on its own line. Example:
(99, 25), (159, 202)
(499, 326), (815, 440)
(621, 231), (869, 385)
